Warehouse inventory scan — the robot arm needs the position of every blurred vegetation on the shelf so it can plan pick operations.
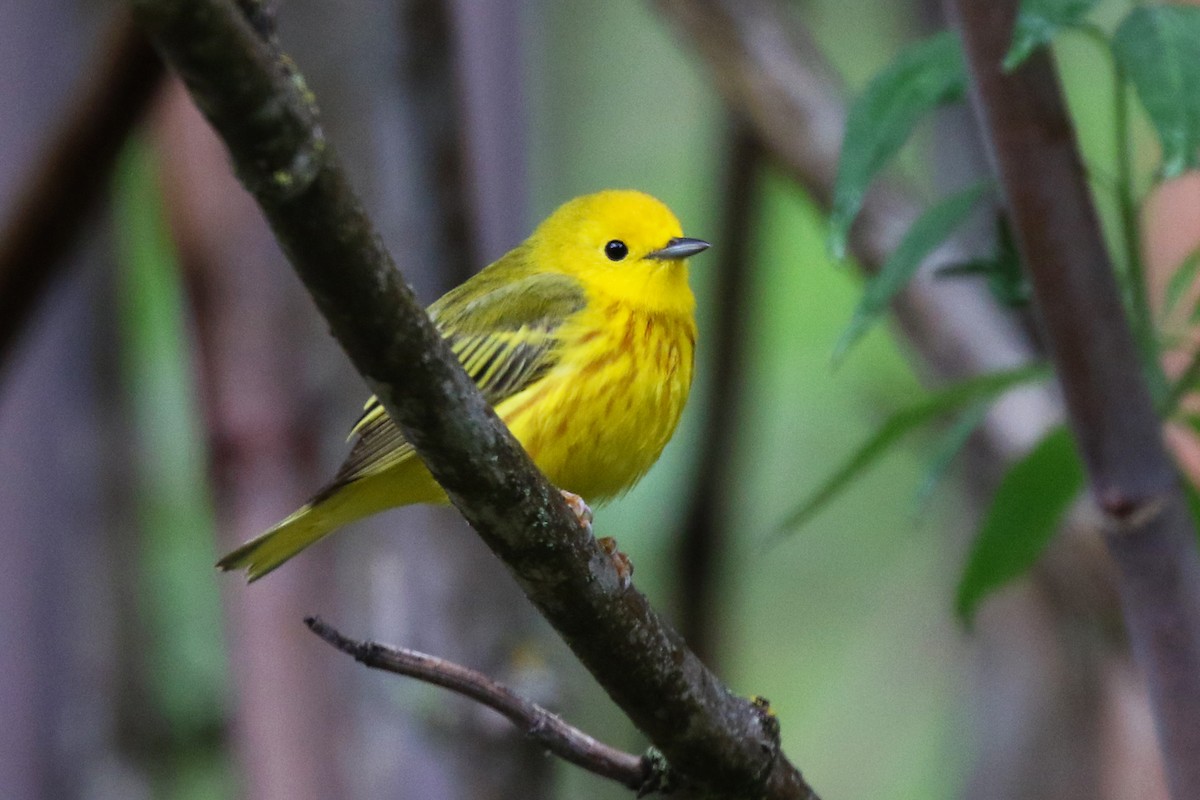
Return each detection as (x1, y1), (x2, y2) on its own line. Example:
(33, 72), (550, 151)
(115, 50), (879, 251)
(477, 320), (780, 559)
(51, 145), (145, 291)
(113, 141), (228, 800)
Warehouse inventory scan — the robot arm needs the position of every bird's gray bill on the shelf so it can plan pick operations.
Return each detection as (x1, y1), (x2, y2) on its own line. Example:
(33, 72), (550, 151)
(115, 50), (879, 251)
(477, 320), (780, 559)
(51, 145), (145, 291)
(647, 237), (711, 260)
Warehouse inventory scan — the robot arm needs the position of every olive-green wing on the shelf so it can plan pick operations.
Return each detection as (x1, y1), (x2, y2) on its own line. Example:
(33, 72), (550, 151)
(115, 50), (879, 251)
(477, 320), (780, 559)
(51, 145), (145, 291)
(321, 270), (586, 492)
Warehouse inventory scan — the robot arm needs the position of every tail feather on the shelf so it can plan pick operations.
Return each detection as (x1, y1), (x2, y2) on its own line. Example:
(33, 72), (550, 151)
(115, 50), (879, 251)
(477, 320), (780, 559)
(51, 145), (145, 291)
(216, 502), (342, 582)
(217, 459), (446, 582)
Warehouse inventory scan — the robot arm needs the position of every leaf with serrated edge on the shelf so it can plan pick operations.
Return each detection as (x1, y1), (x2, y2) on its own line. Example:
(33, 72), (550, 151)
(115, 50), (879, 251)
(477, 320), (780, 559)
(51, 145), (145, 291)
(1113, 7), (1200, 178)
(956, 426), (1084, 624)
(778, 364), (1047, 535)
(833, 182), (989, 365)
(829, 31), (967, 258)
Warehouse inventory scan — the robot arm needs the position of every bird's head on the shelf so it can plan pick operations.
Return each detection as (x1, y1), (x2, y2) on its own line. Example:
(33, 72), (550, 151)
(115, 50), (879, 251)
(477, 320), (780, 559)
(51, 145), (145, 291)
(528, 190), (709, 305)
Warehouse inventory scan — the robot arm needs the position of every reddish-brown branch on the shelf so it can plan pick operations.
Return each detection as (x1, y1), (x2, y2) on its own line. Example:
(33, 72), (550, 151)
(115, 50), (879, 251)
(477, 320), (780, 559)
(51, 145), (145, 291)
(948, 2), (1200, 797)
(0, 11), (162, 377)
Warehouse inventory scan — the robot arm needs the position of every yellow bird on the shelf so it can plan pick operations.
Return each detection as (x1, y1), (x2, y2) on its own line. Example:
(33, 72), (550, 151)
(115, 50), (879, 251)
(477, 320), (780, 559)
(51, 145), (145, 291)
(218, 190), (709, 581)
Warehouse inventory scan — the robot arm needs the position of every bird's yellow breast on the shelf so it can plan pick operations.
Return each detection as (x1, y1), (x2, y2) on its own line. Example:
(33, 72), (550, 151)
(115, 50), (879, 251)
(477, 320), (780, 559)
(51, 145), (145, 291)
(497, 297), (696, 502)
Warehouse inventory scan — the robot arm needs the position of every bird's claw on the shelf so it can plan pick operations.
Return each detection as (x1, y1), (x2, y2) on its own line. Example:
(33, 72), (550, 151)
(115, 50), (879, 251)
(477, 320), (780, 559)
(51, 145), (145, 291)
(598, 536), (634, 588)
(559, 491), (632, 588)
(560, 490), (593, 533)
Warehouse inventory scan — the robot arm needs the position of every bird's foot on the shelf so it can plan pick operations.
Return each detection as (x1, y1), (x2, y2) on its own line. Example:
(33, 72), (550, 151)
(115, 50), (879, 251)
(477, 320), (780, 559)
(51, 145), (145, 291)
(598, 536), (634, 588)
(558, 490), (631, 587)
(560, 489), (593, 534)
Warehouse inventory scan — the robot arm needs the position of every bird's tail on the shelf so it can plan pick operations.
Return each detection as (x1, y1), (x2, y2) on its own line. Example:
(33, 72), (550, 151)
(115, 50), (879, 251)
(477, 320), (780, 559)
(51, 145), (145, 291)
(216, 498), (353, 582)
(217, 462), (445, 582)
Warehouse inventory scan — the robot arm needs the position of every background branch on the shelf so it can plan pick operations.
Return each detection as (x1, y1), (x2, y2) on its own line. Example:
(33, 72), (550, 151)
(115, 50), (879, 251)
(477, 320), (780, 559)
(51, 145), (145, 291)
(676, 121), (760, 663)
(130, 1), (817, 796)
(948, 2), (1200, 797)
(0, 10), (162, 378)
(305, 617), (651, 793)
(652, 2), (1162, 797)
(654, 0), (1055, 461)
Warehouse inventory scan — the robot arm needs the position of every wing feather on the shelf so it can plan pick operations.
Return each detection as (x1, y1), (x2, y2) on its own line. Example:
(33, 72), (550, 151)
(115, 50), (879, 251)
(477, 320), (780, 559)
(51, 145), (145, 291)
(320, 270), (586, 495)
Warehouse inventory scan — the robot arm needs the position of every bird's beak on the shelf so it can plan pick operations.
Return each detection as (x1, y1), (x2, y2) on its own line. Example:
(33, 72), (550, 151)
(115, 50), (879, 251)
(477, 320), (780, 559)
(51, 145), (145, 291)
(646, 237), (711, 260)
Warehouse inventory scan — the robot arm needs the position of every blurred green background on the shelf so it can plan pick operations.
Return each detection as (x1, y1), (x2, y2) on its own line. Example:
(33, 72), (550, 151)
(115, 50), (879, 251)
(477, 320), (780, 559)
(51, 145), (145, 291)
(2, 0), (1147, 798)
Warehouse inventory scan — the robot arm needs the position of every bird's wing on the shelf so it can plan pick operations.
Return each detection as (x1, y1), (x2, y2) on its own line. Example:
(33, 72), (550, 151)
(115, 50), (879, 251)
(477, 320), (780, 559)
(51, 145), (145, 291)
(320, 271), (587, 492)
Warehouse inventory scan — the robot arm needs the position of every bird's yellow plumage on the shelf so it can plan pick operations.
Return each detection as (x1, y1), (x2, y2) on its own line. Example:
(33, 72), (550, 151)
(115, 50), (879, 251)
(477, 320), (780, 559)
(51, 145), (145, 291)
(218, 190), (708, 580)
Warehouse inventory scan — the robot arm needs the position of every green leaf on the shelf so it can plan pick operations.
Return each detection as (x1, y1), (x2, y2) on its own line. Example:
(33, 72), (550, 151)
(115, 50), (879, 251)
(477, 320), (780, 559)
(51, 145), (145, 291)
(935, 214), (1030, 307)
(934, 260), (994, 279)
(1167, 349), (1200, 414)
(913, 399), (992, 512)
(1184, 480), (1200, 548)
(779, 364), (1048, 535)
(956, 426), (1085, 624)
(1182, 415), (1200, 442)
(829, 32), (968, 258)
(1162, 246), (1200, 322)
(113, 141), (228, 735)
(833, 182), (989, 364)
(1004, 0), (1101, 71)
(1113, 6), (1200, 179)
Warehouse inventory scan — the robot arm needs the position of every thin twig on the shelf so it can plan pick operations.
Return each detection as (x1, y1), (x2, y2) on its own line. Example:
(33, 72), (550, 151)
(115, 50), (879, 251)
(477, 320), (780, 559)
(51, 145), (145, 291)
(305, 617), (651, 791)
(0, 10), (163, 378)
(948, 2), (1200, 797)
(130, 1), (816, 796)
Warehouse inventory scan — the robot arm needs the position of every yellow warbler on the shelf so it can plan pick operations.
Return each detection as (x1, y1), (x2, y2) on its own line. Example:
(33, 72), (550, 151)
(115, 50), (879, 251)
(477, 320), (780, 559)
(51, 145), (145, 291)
(218, 190), (708, 581)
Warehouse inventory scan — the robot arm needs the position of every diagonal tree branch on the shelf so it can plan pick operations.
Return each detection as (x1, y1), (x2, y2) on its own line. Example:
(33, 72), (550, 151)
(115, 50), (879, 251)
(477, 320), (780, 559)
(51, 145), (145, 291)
(305, 616), (652, 792)
(947, 2), (1200, 798)
(128, 1), (817, 797)
(0, 10), (162, 378)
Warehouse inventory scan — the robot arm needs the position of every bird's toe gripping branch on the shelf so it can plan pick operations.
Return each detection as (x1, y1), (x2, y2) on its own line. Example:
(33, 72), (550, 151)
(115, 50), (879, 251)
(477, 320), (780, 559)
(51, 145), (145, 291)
(559, 489), (594, 533)
(559, 489), (633, 587)
(598, 536), (634, 588)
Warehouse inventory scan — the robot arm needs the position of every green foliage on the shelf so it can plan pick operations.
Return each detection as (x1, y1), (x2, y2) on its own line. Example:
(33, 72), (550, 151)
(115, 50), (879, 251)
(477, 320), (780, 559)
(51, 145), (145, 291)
(828, 32), (967, 258)
(826, 0), (1200, 625)
(934, 214), (1030, 308)
(913, 399), (992, 512)
(833, 182), (990, 364)
(1004, 0), (1101, 71)
(1112, 6), (1200, 179)
(780, 364), (1047, 535)
(1186, 481), (1200, 546)
(1161, 247), (1200, 323)
(113, 141), (229, 797)
(1167, 349), (1200, 415)
(955, 426), (1085, 624)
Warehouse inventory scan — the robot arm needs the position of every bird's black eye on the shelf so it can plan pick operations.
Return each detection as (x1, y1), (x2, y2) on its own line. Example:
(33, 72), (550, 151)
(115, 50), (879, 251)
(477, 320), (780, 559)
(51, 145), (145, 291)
(604, 240), (628, 262)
